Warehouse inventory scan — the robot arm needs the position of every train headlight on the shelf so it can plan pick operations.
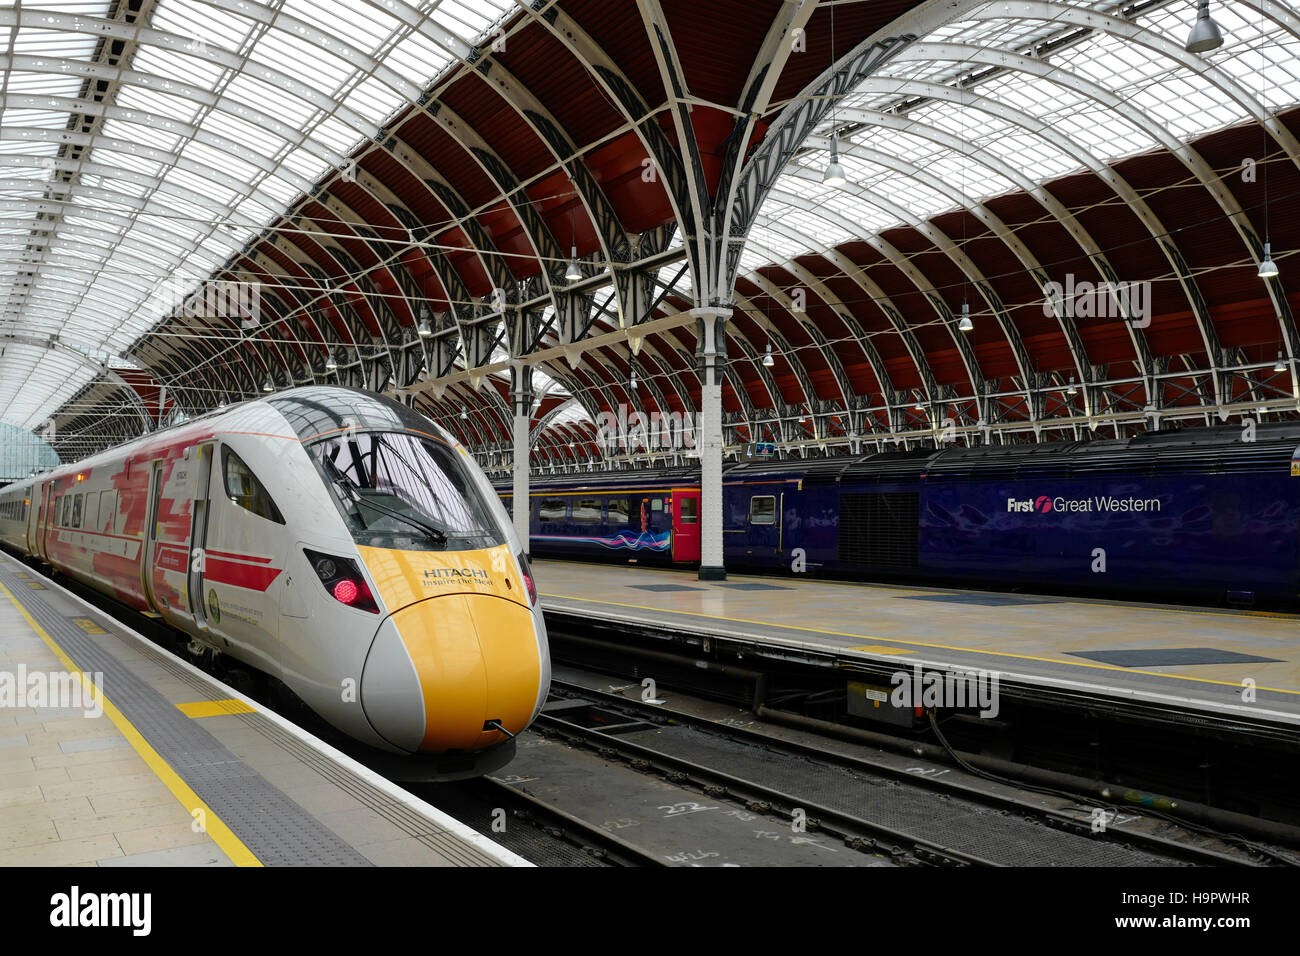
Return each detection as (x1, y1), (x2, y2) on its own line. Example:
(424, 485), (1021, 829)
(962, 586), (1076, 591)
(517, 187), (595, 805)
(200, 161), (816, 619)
(517, 552), (537, 606)
(303, 548), (379, 613)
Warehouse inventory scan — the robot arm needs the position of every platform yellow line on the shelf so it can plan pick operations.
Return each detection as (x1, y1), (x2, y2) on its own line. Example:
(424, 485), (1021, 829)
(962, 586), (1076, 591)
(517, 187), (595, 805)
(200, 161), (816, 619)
(539, 591), (1300, 697)
(0, 581), (262, 867)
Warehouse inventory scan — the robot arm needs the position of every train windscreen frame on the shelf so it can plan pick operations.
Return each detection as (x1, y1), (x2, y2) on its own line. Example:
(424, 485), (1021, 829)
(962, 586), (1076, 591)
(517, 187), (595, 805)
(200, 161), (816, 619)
(307, 430), (505, 553)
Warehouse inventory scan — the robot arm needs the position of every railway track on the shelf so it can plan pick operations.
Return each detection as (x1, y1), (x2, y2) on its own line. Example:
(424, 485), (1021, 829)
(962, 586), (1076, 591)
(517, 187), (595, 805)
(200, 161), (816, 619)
(493, 667), (1287, 867)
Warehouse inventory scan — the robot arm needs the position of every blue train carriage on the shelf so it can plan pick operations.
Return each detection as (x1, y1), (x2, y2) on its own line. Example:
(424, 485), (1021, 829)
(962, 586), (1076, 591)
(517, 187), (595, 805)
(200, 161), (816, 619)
(915, 424), (1300, 606)
(498, 469), (703, 564)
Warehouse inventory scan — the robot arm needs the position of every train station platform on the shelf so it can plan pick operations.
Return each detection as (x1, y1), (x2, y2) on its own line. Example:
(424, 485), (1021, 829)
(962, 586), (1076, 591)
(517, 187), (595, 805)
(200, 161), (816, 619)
(0, 551), (526, 868)
(533, 559), (1300, 731)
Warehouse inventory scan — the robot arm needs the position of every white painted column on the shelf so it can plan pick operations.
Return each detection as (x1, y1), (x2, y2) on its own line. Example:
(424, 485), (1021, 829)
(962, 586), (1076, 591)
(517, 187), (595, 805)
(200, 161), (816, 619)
(692, 307), (730, 581)
(511, 364), (533, 557)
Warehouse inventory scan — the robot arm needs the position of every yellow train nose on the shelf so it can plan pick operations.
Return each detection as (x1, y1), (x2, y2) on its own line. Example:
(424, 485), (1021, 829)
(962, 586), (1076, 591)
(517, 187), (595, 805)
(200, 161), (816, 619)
(360, 594), (542, 753)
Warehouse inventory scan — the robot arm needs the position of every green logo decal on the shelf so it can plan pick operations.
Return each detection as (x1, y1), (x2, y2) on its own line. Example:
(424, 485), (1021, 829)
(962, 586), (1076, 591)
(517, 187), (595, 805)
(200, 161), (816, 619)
(207, 589), (221, 624)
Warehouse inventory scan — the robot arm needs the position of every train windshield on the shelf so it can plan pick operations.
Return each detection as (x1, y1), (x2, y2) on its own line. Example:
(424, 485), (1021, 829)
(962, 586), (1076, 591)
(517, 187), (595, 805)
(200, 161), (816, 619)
(308, 431), (504, 552)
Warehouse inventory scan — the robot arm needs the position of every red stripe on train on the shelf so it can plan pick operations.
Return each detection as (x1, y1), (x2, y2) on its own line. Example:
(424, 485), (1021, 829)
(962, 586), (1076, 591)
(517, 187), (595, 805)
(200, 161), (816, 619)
(204, 556), (282, 592)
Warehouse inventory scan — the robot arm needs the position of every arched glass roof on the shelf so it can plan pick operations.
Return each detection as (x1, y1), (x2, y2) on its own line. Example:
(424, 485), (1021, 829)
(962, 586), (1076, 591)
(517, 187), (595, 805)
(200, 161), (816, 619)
(0, 0), (514, 431)
(744, 0), (1300, 273)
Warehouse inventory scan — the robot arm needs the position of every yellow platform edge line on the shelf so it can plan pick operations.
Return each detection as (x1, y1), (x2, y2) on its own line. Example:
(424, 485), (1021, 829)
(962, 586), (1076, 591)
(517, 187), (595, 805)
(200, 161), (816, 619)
(176, 699), (257, 719)
(540, 590), (1300, 697)
(0, 581), (262, 867)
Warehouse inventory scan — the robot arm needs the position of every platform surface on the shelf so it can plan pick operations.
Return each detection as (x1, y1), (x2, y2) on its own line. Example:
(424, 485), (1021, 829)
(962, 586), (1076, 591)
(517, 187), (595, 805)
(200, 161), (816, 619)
(0, 551), (525, 867)
(533, 559), (1300, 726)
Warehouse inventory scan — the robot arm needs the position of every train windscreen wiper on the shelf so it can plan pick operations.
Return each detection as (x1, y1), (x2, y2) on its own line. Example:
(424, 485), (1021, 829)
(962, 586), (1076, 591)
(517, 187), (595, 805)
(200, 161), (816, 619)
(321, 453), (447, 544)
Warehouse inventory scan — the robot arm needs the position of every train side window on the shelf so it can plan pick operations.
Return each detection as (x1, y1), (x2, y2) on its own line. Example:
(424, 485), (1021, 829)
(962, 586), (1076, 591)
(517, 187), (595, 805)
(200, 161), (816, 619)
(70, 494), (83, 529)
(222, 447), (285, 524)
(679, 497), (698, 524)
(572, 498), (602, 522)
(537, 498), (566, 522)
(607, 498), (630, 525)
(748, 495), (776, 525)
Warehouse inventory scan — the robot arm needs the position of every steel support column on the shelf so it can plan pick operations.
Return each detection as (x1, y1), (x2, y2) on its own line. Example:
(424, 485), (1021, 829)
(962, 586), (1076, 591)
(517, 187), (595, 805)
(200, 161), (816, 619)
(694, 306), (729, 581)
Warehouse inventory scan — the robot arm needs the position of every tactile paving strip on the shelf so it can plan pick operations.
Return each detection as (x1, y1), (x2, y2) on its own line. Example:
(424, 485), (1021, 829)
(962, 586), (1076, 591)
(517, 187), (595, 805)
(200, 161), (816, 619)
(1, 562), (508, 867)
(1069, 647), (1284, 667)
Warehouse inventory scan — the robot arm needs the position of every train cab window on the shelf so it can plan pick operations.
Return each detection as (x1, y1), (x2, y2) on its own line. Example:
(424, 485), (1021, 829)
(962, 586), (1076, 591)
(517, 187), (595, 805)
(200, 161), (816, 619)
(748, 495), (776, 525)
(572, 498), (602, 522)
(537, 498), (567, 522)
(222, 447), (285, 524)
(649, 498), (663, 512)
(679, 497), (698, 524)
(70, 494), (83, 529)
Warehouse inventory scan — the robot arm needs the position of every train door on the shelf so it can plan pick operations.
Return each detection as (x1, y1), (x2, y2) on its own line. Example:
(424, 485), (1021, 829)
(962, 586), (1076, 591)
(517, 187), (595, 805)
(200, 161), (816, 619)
(670, 488), (701, 562)
(142, 461), (165, 614)
(745, 490), (782, 557)
(33, 482), (49, 562)
(187, 442), (215, 629)
(200, 442), (286, 673)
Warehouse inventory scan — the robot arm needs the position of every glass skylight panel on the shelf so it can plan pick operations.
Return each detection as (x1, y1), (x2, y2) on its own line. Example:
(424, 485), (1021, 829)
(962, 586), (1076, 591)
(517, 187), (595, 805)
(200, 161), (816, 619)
(387, 30), (453, 83)
(434, 0), (504, 43)
(347, 74), (410, 127)
(152, 0), (252, 52)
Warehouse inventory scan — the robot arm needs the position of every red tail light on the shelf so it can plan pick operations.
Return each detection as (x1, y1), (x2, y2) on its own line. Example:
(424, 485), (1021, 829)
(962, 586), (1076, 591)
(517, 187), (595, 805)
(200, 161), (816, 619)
(305, 548), (379, 613)
(518, 552), (537, 606)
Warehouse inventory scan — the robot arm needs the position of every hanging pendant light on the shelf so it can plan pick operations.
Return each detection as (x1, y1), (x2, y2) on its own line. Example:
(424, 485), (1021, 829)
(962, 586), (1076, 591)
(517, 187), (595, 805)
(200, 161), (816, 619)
(913, 394), (924, 411)
(325, 349), (338, 371)
(1275, 351), (1287, 372)
(1067, 375), (1078, 395)
(958, 302), (973, 333)
(823, 134), (847, 188)
(565, 245), (582, 282)
(1258, 242), (1279, 278)
(762, 344), (774, 367)
(417, 306), (433, 337)
(460, 404), (468, 420)
(262, 376), (273, 392)
(1185, 0), (1225, 54)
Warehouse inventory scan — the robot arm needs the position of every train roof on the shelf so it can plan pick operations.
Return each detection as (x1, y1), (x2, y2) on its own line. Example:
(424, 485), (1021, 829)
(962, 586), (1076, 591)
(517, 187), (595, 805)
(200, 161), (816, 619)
(517, 421), (1300, 488)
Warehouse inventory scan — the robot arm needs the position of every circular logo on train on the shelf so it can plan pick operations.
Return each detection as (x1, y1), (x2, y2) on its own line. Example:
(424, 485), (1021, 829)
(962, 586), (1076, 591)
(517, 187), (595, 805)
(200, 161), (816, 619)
(207, 589), (221, 624)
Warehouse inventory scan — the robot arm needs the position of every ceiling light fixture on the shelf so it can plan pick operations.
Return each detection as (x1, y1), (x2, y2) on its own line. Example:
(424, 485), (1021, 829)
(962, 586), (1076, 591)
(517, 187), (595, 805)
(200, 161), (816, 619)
(565, 245), (582, 282)
(417, 306), (433, 337)
(823, 134), (847, 188)
(1185, 0), (1225, 54)
(325, 349), (338, 371)
(262, 376), (273, 392)
(762, 344), (775, 367)
(958, 302), (973, 333)
(1274, 351), (1286, 372)
(1067, 375), (1078, 395)
(1259, 242), (1279, 279)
